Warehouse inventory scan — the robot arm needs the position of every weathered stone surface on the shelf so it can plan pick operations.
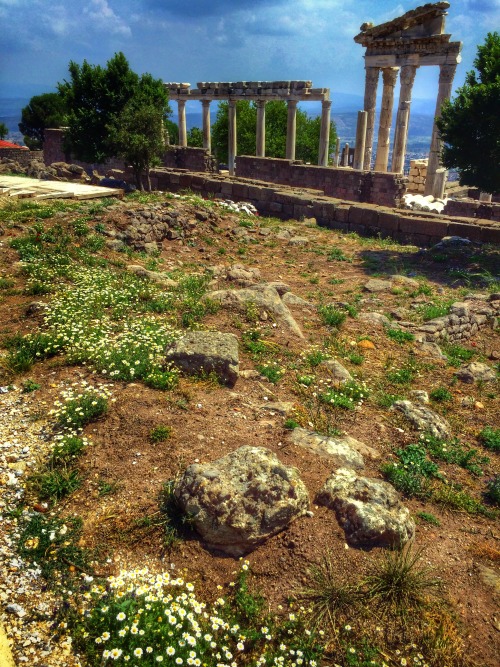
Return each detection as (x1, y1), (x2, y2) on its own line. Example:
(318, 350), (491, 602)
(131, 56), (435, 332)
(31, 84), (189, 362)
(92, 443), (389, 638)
(267, 281), (292, 296)
(288, 236), (309, 246)
(359, 312), (392, 327)
(259, 401), (295, 415)
(165, 331), (239, 386)
(226, 264), (261, 285)
(416, 341), (446, 361)
(364, 278), (392, 293)
(455, 362), (497, 384)
(316, 468), (414, 548)
(25, 301), (48, 317)
(393, 400), (451, 439)
(291, 428), (366, 468)
(390, 275), (420, 289)
(321, 359), (353, 384)
(207, 285), (304, 337)
(174, 446), (310, 555)
(127, 264), (177, 287)
(281, 292), (314, 308)
(408, 390), (429, 404)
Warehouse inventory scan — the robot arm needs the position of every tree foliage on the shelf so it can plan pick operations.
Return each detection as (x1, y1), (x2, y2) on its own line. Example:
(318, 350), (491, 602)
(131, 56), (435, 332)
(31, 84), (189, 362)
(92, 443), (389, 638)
(0, 122), (8, 140)
(18, 93), (67, 149)
(210, 100), (337, 165)
(58, 52), (140, 163)
(109, 74), (170, 190)
(187, 126), (204, 147)
(437, 32), (500, 193)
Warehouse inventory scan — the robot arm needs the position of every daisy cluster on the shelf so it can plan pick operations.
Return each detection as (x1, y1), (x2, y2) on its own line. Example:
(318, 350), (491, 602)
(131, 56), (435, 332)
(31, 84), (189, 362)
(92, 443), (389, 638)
(76, 566), (322, 667)
(48, 381), (113, 431)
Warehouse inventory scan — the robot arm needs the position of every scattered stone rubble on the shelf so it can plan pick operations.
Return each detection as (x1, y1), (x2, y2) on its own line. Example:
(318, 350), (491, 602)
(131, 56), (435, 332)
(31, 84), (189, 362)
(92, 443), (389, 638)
(414, 296), (499, 344)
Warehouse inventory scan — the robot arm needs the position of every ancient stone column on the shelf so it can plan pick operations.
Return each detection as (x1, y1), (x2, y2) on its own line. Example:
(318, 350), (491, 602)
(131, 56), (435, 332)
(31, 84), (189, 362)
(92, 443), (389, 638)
(342, 143), (350, 167)
(425, 64), (457, 196)
(391, 65), (418, 174)
(374, 67), (399, 172)
(353, 110), (368, 171)
(318, 100), (332, 166)
(286, 100), (298, 160)
(202, 100), (211, 152)
(362, 67), (380, 170)
(334, 137), (340, 167)
(228, 100), (237, 176)
(256, 100), (266, 157)
(177, 99), (187, 147)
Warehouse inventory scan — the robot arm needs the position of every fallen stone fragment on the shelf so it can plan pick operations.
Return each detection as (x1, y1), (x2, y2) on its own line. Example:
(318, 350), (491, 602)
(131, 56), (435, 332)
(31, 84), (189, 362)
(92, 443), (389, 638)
(316, 468), (414, 548)
(165, 331), (239, 386)
(127, 264), (177, 287)
(174, 446), (310, 555)
(321, 359), (353, 384)
(364, 278), (392, 293)
(408, 390), (429, 404)
(455, 362), (497, 384)
(291, 428), (366, 468)
(392, 400), (451, 439)
(416, 341), (447, 361)
(281, 292), (314, 308)
(207, 285), (304, 337)
(359, 312), (392, 327)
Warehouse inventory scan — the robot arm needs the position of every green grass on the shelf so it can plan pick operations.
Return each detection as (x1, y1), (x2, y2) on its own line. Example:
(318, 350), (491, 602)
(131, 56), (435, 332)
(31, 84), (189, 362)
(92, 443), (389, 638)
(416, 511), (441, 526)
(421, 434), (489, 476)
(431, 483), (496, 517)
(149, 425), (172, 443)
(257, 362), (284, 384)
(381, 444), (440, 498)
(319, 380), (369, 411)
(429, 387), (453, 403)
(318, 304), (346, 328)
(443, 343), (475, 368)
(386, 327), (415, 344)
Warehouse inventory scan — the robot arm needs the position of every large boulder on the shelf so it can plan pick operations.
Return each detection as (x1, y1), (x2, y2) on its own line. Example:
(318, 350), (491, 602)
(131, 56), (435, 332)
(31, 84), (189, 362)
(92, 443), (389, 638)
(316, 468), (414, 548)
(206, 285), (304, 337)
(165, 331), (239, 386)
(291, 428), (367, 469)
(455, 362), (497, 384)
(174, 446), (310, 555)
(392, 400), (451, 439)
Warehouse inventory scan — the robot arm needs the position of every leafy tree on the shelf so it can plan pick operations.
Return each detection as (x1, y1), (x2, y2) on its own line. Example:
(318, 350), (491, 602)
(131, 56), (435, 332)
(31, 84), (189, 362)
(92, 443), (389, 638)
(18, 93), (67, 149)
(187, 126), (203, 147)
(0, 122), (8, 140)
(437, 32), (500, 193)
(109, 74), (171, 191)
(165, 119), (179, 145)
(58, 52), (139, 163)
(210, 100), (337, 165)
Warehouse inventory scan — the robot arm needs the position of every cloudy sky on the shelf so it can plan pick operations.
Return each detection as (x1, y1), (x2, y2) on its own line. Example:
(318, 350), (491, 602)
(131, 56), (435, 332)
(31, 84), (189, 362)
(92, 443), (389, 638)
(1, 0), (498, 106)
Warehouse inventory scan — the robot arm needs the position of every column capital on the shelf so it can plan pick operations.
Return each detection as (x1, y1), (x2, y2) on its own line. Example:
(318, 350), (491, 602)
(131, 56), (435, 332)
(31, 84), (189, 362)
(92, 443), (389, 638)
(400, 64), (418, 86)
(439, 63), (457, 84)
(287, 99), (298, 108)
(201, 99), (211, 108)
(255, 99), (266, 109)
(322, 99), (332, 110)
(382, 67), (399, 87)
(365, 66), (381, 83)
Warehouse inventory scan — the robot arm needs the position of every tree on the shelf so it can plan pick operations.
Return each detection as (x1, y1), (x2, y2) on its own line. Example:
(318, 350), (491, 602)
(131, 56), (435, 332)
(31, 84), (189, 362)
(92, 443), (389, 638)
(109, 73), (171, 190)
(437, 32), (500, 193)
(0, 122), (8, 140)
(58, 52), (139, 163)
(18, 93), (67, 149)
(187, 126), (203, 147)
(210, 100), (337, 165)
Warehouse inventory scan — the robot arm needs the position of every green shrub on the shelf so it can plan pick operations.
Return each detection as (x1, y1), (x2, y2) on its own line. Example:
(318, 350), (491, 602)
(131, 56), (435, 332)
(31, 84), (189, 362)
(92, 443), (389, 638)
(431, 483), (495, 517)
(21, 379), (40, 393)
(386, 328), (415, 344)
(327, 247), (350, 262)
(381, 444), (440, 497)
(284, 418), (300, 430)
(478, 426), (500, 452)
(149, 425), (171, 443)
(416, 511), (441, 526)
(257, 362), (284, 384)
(429, 387), (453, 402)
(50, 435), (86, 466)
(51, 386), (109, 430)
(485, 474), (500, 505)
(421, 434), (489, 476)
(320, 380), (369, 410)
(36, 468), (82, 501)
(443, 344), (474, 367)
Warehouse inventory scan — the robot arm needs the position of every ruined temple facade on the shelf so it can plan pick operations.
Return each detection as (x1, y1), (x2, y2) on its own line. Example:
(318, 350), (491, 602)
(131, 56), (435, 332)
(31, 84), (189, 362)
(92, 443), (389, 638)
(164, 81), (331, 175)
(354, 2), (462, 197)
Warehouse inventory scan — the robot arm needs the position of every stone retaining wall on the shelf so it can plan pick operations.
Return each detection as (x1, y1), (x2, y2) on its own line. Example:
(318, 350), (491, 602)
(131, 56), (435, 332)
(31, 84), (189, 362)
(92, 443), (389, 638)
(163, 146), (217, 173)
(235, 156), (406, 208)
(0, 148), (43, 165)
(443, 198), (500, 222)
(145, 168), (500, 246)
(415, 297), (499, 344)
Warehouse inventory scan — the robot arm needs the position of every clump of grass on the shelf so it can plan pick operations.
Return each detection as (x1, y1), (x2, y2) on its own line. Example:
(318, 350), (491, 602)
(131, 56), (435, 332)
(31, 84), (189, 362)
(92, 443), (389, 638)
(149, 424), (171, 443)
(386, 327), (415, 344)
(318, 304), (346, 328)
(363, 545), (441, 627)
(50, 384), (110, 430)
(386, 366), (416, 385)
(421, 434), (489, 476)
(443, 343), (474, 368)
(416, 301), (452, 322)
(36, 468), (82, 501)
(478, 426), (500, 452)
(417, 511), (441, 526)
(21, 378), (40, 393)
(319, 379), (369, 410)
(327, 247), (350, 262)
(257, 362), (285, 384)
(429, 386), (453, 402)
(284, 418), (300, 430)
(373, 391), (402, 408)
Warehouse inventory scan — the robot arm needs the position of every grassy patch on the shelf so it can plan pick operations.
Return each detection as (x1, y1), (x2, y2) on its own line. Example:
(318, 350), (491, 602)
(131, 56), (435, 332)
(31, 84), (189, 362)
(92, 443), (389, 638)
(443, 343), (475, 368)
(381, 444), (441, 498)
(478, 426), (500, 451)
(386, 327), (415, 344)
(318, 304), (346, 328)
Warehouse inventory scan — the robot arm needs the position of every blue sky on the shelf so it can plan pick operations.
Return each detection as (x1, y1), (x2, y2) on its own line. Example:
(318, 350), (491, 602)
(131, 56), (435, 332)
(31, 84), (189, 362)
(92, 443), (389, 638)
(1, 0), (498, 106)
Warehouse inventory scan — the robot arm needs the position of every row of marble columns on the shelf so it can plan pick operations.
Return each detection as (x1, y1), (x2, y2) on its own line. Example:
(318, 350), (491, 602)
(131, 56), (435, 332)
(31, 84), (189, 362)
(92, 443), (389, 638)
(362, 62), (457, 196)
(175, 98), (332, 175)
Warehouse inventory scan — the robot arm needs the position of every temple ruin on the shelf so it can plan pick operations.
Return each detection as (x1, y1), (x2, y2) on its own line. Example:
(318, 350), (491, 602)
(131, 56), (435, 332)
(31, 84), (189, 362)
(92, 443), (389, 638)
(354, 1), (462, 196)
(164, 81), (331, 175)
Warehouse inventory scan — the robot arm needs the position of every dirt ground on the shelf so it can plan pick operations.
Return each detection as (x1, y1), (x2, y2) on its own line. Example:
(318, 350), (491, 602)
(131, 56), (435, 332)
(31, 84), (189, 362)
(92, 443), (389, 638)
(0, 195), (499, 666)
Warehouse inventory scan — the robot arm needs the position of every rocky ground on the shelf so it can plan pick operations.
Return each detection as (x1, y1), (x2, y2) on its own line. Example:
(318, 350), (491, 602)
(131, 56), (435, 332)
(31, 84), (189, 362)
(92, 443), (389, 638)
(0, 191), (498, 667)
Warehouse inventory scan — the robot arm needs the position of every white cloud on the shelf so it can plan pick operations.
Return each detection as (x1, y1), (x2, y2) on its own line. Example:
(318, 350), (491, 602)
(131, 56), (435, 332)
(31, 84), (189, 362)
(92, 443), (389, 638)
(84, 0), (131, 36)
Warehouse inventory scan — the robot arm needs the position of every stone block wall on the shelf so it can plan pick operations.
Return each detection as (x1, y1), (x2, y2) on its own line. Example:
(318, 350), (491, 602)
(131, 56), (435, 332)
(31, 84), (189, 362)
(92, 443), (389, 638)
(145, 168), (500, 246)
(0, 148), (43, 165)
(407, 159), (428, 193)
(443, 198), (500, 223)
(163, 147), (217, 173)
(415, 298), (499, 344)
(235, 156), (407, 208)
